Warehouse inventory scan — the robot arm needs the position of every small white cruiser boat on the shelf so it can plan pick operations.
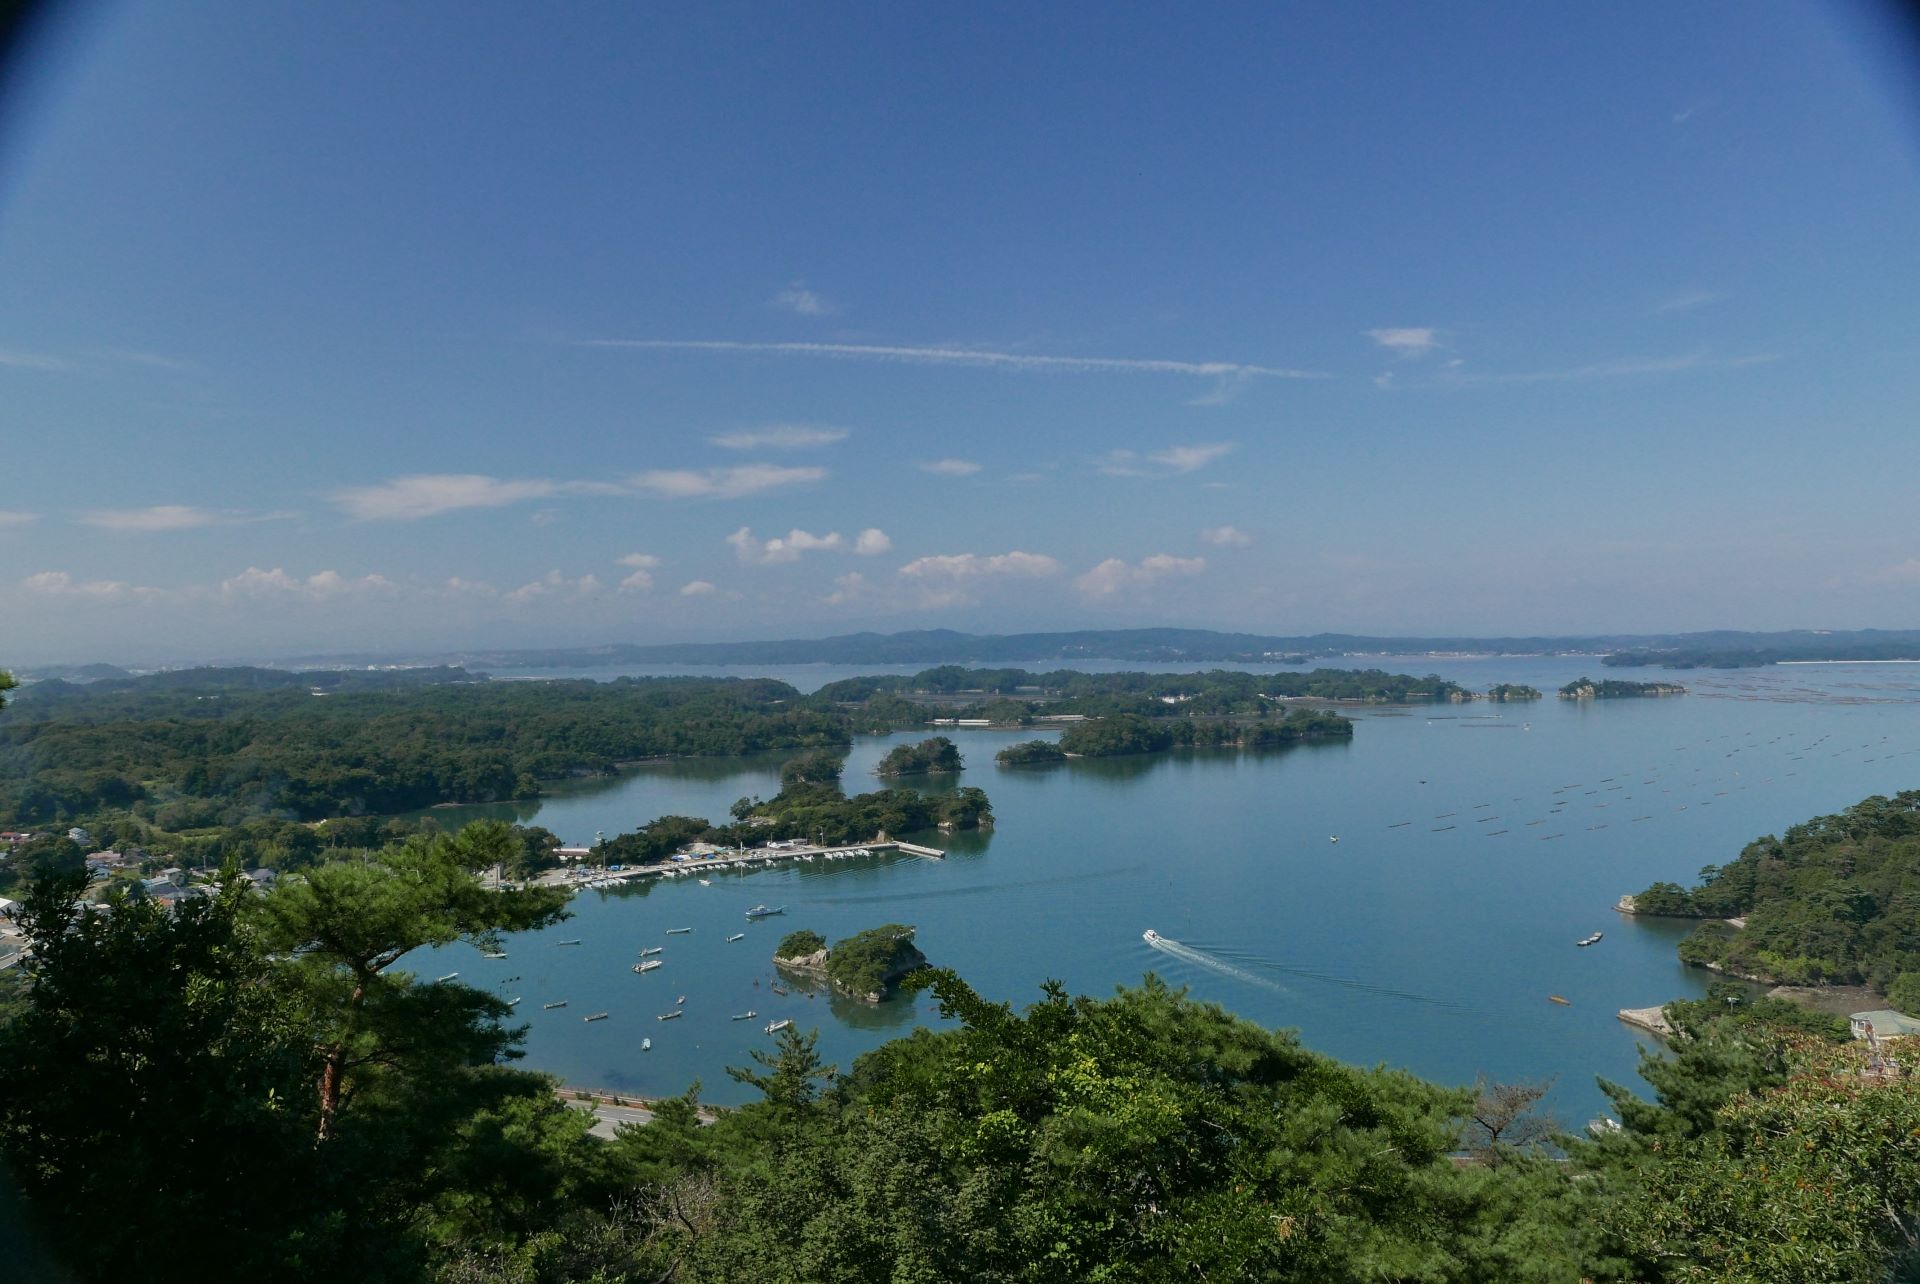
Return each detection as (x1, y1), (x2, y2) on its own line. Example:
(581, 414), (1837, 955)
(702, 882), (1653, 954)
(641, 1037), (652, 1052)
(732, 1010), (757, 1021)
(435, 971), (460, 983)
(639, 946), (663, 957)
(726, 933), (746, 943)
(633, 960), (662, 973)
(667, 927), (693, 935)
(1142, 929), (1161, 946)
(765, 1018), (793, 1035)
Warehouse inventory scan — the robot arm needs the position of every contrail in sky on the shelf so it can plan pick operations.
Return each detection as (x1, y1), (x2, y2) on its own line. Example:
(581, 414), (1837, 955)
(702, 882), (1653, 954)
(575, 338), (1327, 381)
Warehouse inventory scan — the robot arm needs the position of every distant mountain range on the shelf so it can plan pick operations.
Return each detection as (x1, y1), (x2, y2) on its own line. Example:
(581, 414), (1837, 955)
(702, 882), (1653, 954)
(260, 627), (1920, 672)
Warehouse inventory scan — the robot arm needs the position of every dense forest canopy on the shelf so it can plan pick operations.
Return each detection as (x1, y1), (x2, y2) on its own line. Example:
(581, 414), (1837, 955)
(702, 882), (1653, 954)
(4, 843), (1917, 1282)
(1635, 790), (1920, 1005)
(1559, 677), (1688, 699)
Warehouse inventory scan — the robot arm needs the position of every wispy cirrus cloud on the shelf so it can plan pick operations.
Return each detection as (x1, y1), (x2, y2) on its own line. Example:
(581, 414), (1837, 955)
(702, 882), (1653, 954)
(0, 348), (76, 372)
(333, 474), (568, 521)
(1655, 289), (1721, 314)
(1074, 553), (1206, 600)
(1367, 327), (1440, 358)
(1097, 442), (1234, 477)
(709, 424), (848, 450)
(0, 510), (39, 528)
(628, 464), (825, 500)
(20, 570), (167, 601)
(577, 338), (1325, 382)
(78, 505), (295, 532)
(1449, 351), (1776, 386)
(334, 464), (824, 519)
(918, 458), (982, 477)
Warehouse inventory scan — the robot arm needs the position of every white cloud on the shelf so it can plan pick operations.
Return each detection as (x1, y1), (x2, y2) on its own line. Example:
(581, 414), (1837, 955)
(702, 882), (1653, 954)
(770, 281), (834, 316)
(680, 580), (718, 596)
(578, 339), (1325, 381)
(1199, 525), (1252, 548)
(709, 424), (848, 450)
(919, 458), (982, 477)
(440, 576), (499, 598)
(617, 552), (662, 591)
(1074, 553), (1206, 600)
(824, 572), (876, 606)
(77, 505), (294, 532)
(505, 570), (604, 605)
(1367, 327), (1440, 358)
(0, 511), (38, 527)
(897, 550), (1061, 607)
(219, 567), (395, 600)
(333, 474), (563, 521)
(628, 464), (826, 500)
(20, 570), (165, 601)
(726, 526), (890, 565)
(1098, 442), (1234, 477)
(728, 526), (843, 564)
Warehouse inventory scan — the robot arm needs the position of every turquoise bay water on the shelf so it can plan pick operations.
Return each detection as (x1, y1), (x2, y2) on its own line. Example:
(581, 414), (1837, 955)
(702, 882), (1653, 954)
(417, 657), (1920, 1126)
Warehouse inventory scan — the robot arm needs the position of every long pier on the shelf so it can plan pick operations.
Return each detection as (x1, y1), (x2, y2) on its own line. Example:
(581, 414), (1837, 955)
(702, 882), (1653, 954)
(545, 838), (945, 892)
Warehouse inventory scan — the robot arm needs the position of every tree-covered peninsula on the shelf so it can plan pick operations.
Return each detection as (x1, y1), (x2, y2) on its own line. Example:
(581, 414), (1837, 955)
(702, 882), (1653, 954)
(995, 739), (1067, 767)
(1484, 684), (1543, 701)
(1055, 707), (1352, 757)
(1558, 677), (1688, 699)
(1629, 790), (1920, 1009)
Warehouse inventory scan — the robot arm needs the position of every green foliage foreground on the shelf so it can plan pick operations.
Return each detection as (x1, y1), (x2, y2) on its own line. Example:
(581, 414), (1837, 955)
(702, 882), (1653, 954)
(3, 836), (1920, 1283)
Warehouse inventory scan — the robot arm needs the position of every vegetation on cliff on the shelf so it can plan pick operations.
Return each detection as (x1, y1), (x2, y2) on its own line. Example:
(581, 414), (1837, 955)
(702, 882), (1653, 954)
(874, 736), (962, 777)
(773, 929), (826, 959)
(1634, 790), (1920, 1006)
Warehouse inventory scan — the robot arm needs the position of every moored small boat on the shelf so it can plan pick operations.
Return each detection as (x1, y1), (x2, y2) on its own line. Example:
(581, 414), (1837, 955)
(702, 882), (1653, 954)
(584, 1012), (609, 1022)
(555, 939), (582, 946)
(543, 1001), (567, 1010)
(770, 983), (788, 996)
(667, 927), (692, 935)
(657, 1010), (682, 1021)
(435, 971), (460, 983)
(726, 933), (746, 943)
(641, 1037), (652, 1051)
(639, 946), (663, 956)
(1548, 995), (1571, 1006)
(745, 904), (786, 919)
(633, 960), (662, 973)
(732, 1010), (757, 1021)
(765, 1018), (793, 1035)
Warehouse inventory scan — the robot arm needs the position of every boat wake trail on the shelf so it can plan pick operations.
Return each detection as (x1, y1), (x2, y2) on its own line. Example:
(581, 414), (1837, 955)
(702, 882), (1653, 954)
(1143, 932), (1292, 997)
(1144, 934), (1466, 1012)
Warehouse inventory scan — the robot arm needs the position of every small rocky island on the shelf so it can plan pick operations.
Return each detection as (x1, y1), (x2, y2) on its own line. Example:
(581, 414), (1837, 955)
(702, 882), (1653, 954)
(875, 736), (963, 777)
(1558, 677), (1688, 700)
(773, 924), (930, 1002)
(1479, 683), (1543, 702)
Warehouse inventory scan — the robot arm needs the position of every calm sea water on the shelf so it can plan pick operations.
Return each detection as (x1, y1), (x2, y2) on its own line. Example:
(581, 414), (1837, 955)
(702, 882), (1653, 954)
(414, 657), (1920, 1126)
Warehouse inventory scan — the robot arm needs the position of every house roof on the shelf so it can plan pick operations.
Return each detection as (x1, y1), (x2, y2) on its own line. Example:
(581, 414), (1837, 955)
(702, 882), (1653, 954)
(1850, 1010), (1920, 1038)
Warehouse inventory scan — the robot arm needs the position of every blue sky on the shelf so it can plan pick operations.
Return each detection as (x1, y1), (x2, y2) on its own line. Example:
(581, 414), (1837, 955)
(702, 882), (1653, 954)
(3, 2), (1918, 662)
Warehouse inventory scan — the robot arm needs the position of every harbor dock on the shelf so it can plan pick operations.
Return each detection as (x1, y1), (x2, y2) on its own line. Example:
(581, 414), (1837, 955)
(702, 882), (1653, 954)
(542, 838), (945, 893)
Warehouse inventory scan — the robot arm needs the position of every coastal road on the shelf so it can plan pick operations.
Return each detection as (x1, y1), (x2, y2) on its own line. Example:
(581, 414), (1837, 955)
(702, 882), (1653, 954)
(565, 1098), (656, 1138)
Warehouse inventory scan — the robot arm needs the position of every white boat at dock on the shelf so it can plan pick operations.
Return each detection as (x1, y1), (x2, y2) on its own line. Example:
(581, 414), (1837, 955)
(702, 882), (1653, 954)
(765, 1018), (793, 1035)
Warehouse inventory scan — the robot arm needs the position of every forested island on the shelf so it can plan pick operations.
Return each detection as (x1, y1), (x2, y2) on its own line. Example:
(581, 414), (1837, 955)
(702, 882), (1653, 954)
(1054, 708), (1352, 757)
(874, 736), (963, 777)
(1628, 790), (1920, 1012)
(1483, 683), (1542, 701)
(1558, 677), (1688, 700)
(995, 740), (1068, 767)
(772, 923), (930, 1002)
